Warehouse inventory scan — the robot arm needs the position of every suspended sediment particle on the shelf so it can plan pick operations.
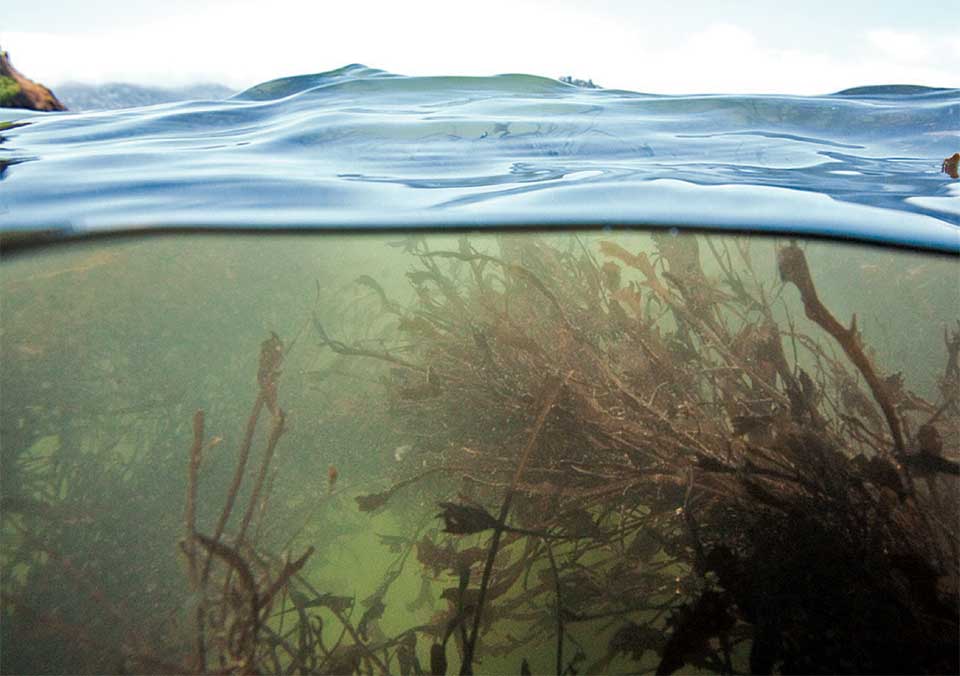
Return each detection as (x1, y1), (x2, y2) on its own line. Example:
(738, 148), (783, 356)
(943, 152), (959, 179)
(327, 464), (339, 494)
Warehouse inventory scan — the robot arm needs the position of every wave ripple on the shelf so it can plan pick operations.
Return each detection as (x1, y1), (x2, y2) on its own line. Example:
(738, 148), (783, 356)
(1, 66), (957, 250)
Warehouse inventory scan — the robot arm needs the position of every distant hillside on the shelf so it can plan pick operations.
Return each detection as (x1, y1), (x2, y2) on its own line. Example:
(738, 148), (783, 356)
(55, 82), (235, 111)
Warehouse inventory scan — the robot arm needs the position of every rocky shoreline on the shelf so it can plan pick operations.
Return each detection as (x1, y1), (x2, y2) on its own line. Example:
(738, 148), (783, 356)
(1, 49), (66, 111)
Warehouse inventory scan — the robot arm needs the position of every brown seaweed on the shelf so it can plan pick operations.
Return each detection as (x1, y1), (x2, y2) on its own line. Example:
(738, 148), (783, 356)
(2, 232), (956, 676)
(319, 232), (958, 675)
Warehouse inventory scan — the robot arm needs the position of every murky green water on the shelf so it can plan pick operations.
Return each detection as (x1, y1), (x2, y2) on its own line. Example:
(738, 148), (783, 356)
(2, 230), (957, 675)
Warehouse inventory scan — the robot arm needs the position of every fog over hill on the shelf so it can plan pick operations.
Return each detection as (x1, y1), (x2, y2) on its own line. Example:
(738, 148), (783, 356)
(55, 82), (235, 111)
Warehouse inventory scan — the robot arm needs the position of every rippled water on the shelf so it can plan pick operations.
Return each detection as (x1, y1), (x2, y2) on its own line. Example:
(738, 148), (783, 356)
(0, 64), (958, 250)
(2, 65), (959, 674)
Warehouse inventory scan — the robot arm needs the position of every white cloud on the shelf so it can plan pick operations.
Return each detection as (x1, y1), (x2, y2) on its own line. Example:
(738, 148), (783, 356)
(1, 11), (957, 94)
(866, 29), (937, 64)
(618, 23), (958, 94)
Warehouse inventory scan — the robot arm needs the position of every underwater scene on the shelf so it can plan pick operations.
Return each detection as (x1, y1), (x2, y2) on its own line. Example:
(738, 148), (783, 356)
(1, 229), (957, 675)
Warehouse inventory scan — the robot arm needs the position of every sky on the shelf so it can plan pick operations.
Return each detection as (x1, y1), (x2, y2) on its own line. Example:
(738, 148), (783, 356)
(1, 0), (957, 95)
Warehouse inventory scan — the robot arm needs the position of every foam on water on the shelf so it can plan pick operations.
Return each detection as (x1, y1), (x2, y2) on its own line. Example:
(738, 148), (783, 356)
(1, 64), (957, 251)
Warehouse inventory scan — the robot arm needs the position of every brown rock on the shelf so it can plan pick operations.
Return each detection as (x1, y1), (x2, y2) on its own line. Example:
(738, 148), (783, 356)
(0, 48), (66, 111)
(943, 152), (959, 179)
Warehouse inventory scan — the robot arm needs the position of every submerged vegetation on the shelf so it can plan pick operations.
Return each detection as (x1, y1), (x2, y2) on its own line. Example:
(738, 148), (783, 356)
(1, 231), (957, 674)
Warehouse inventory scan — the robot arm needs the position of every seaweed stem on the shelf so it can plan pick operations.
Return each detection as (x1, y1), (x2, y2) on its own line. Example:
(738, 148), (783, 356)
(777, 243), (905, 454)
(236, 408), (287, 546)
(184, 408), (205, 671)
(184, 409), (204, 586)
(313, 316), (425, 372)
(193, 533), (260, 668)
(201, 392), (265, 583)
(460, 370), (571, 675)
(545, 541), (564, 676)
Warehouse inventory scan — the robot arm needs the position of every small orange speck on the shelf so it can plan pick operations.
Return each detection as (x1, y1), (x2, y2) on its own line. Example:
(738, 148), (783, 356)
(327, 465), (339, 493)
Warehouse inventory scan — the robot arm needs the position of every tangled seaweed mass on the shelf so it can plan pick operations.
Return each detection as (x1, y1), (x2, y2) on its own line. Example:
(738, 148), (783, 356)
(1, 230), (957, 674)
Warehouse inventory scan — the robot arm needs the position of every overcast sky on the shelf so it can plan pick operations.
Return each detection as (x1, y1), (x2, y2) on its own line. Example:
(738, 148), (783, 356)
(1, 0), (957, 94)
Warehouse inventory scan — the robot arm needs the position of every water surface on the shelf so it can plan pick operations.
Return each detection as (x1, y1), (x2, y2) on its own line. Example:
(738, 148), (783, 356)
(1, 65), (957, 250)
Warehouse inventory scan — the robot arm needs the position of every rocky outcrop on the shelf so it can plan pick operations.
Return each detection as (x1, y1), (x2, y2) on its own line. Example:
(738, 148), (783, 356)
(943, 153), (959, 179)
(0, 49), (66, 111)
